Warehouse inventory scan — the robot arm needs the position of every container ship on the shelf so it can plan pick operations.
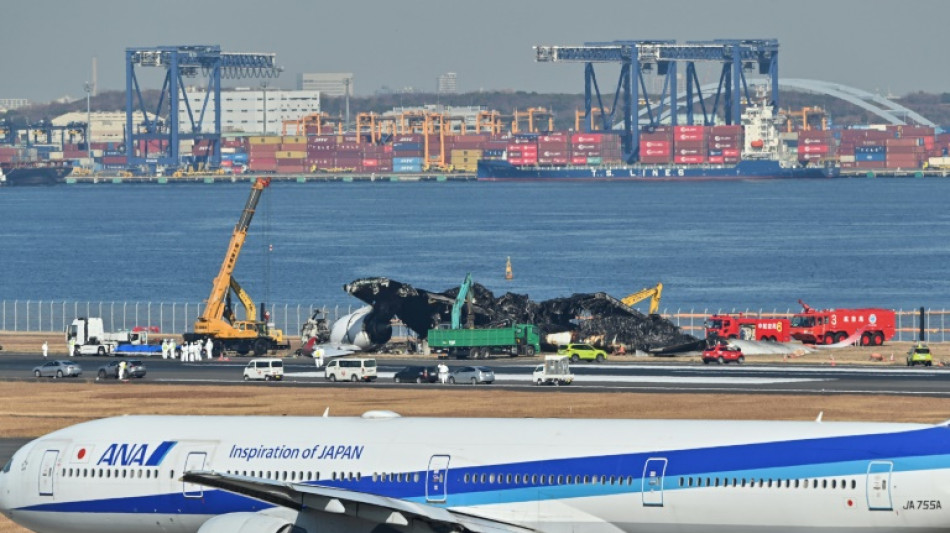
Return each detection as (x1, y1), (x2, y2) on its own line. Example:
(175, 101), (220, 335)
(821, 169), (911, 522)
(0, 161), (72, 186)
(478, 99), (840, 181)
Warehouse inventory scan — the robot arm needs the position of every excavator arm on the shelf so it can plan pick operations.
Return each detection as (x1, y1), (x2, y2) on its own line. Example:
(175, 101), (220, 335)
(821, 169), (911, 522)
(194, 178), (270, 333)
(621, 282), (663, 315)
(450, 273), (473, 329)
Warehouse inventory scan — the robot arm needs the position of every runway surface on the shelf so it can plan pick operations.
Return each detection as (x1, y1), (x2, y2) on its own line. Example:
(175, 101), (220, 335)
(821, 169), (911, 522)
(1, 353), (949, 396)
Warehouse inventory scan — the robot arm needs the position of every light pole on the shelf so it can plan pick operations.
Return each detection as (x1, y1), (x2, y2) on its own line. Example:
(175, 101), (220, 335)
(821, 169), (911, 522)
(83, 82), (92, 160)
(260, 81), (269, 136)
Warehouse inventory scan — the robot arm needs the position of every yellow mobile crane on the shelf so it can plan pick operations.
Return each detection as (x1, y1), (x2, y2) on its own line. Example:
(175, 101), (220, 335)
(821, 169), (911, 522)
(621, 282), (663, 315)
(183, 177), (289, 356)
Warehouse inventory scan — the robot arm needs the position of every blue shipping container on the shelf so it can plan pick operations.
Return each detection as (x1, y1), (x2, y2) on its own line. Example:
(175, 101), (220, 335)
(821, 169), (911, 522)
(393, 164), (423, 173)
(392, 142), (423, 151)
(393, 157), (423, 165)
(855, 152), (887, 162)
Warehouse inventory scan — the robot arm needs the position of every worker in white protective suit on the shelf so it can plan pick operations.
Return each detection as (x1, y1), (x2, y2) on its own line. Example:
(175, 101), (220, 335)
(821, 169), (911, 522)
(205, 338), (214, 360)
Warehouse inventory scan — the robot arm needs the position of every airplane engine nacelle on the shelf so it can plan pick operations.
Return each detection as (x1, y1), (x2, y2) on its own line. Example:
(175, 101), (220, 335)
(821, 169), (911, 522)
(197, 512), (293, 533)
(329, 305), (392, 350)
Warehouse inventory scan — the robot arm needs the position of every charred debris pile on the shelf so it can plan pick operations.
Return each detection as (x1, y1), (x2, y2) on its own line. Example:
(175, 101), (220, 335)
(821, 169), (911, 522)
(343, 277), (698, 353)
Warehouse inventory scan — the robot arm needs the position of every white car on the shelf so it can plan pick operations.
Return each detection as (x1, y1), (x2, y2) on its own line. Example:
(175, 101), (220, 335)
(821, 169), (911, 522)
(243, 358), (284, 381)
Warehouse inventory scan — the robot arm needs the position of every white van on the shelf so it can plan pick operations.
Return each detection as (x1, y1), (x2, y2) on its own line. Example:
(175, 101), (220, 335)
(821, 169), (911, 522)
(325, 358), (377, 382)
(243, 358), (284, 381)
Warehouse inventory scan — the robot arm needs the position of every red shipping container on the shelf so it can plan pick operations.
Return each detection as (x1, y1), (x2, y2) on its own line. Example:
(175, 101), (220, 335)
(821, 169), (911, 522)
(362, 159), (379, 167)
(798, 153), (824, 161)
(640, 157), (673, 164)
(307, 135), (338, 145)
(640, 140), (671, 150)
(508, 157), (524, 165)
(708, 156), (725, 164)
(799, 144), (830, 154)
(393, 134), (423, 143)
(640, 147), (671, 157)
(707, 141), (739, 150)
(571, 156), (588, 165)
(723, 157), (740, 164)
(707, 134), (740, 142)
(539, 134), (568, 143)
(571, 133), (603, 144)
(674, 155), (705, 164)
(676, 147), (706, 156)
(675, 132), (705, 142)
(673, 125), (705, 134)
(722, 149), (740, 157)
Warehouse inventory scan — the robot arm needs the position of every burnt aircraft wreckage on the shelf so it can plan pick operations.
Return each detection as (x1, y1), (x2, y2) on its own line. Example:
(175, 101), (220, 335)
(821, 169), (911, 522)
(321, 277), (698, 354)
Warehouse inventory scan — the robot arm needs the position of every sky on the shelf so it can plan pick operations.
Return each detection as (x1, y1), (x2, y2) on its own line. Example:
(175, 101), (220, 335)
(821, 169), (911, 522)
(3, 0), (948, 104)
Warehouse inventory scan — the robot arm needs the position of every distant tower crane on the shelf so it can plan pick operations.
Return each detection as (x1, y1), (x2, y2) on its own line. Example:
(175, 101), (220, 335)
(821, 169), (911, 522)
(534, 39), (779, 162)
(124, 45), (280, 174)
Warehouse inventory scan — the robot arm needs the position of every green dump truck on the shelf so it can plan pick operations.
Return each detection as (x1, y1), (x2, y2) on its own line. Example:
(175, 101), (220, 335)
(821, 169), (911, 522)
(427, 323), (541, 359)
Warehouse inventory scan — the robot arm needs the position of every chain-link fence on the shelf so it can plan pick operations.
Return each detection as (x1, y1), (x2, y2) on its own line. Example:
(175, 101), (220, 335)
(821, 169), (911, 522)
(0, 300), (364, 338)
(1, 300), (946, 343)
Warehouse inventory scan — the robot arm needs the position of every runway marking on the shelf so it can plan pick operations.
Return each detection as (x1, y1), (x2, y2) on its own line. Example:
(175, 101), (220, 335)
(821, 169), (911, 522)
(287, 371), (828, 385)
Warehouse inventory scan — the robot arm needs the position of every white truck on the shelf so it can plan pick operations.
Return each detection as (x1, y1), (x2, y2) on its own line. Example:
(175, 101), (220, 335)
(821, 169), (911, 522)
(532, 355), (574, 386)
(65, 317), (153, 356)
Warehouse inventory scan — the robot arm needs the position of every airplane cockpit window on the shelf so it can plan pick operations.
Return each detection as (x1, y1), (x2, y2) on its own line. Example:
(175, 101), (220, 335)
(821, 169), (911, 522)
(1, 457), (11, 473)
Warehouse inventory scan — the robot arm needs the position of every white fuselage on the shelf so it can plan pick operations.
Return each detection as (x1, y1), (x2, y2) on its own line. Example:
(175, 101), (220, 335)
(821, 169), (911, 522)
(2, 415), (950, 533)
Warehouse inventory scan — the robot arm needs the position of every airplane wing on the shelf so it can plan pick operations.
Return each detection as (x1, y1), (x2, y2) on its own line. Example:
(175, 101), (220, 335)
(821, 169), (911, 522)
(182, 471), (537, 533)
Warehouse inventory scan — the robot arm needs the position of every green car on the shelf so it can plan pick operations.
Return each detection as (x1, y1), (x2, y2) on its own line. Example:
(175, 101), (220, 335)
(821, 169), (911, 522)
(557, 343), (607, 363)
(907, 343), (933, 367)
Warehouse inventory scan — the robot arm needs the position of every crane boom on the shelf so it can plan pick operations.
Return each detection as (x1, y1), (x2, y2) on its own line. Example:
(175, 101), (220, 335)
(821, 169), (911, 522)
(199, 177), (270, 325)
(621, 282), (663, 315)
(185, 176), (288, 358)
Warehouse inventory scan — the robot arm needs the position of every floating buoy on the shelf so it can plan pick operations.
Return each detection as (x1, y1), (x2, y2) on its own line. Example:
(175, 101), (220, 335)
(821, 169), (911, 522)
(505, 256), (513, 281)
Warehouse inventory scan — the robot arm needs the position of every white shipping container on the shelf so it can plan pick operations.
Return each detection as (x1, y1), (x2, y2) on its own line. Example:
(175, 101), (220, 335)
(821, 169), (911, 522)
(839, 155), (856, 163)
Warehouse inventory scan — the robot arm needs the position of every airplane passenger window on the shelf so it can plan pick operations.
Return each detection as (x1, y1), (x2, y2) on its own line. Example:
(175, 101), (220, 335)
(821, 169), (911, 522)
(506, 474), (512, 484)
(557, 475), (564, 485)
(170, 470), (174, 479)
(851, 480), (856, 489)
(822, 480), (827, 489)
(357, 473), (362, 482)
(831, 480), (836, 489)
(464, 474), (470, 483)
(413, 473), (419, 483)
(489, 474), (496, 484)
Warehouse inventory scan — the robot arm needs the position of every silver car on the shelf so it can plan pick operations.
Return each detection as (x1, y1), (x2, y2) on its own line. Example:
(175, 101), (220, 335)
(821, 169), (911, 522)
(449, 366), (494, 385)
(33, 360), (82, 378)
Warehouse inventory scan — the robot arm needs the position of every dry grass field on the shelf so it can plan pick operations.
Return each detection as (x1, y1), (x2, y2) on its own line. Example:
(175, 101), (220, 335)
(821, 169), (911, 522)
(1, 331), (948, 533)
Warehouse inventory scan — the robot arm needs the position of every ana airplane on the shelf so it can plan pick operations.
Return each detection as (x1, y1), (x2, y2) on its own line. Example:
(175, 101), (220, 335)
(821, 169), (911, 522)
(2, 411), (950, 533)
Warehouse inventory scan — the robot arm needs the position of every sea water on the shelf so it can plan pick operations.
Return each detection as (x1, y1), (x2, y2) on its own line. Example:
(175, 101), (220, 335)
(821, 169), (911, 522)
(1, 178), (949, 311)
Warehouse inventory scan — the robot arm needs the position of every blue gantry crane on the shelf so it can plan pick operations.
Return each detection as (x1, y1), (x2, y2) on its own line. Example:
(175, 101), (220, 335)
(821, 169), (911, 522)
(534, 39), (779, 162)
(124, 45), (280, 174)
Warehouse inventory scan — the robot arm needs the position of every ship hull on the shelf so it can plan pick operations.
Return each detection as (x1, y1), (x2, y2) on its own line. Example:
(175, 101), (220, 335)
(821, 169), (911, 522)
(477, 159), (839, 181)
(0, 165), (72, 186)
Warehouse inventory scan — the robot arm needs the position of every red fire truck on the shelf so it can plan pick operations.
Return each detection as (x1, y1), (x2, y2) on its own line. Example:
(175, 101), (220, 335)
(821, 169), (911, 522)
(705, 315), (791, 342)
(789, 300), (896, 346)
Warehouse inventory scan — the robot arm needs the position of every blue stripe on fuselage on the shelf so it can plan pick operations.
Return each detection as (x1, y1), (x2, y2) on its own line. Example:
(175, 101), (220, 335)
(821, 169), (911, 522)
(145, 441), (176, 467)
(18, 426), (950, 513)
